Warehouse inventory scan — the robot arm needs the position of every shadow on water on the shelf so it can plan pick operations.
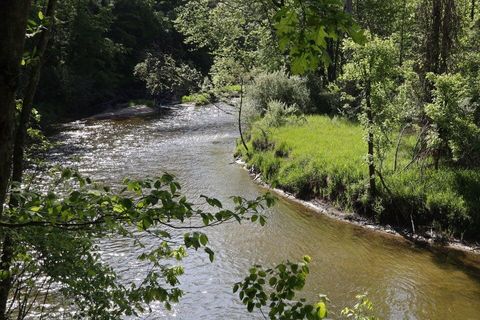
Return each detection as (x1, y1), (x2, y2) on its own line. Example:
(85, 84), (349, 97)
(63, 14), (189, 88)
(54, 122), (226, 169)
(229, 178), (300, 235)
(428, 245), (480, 285)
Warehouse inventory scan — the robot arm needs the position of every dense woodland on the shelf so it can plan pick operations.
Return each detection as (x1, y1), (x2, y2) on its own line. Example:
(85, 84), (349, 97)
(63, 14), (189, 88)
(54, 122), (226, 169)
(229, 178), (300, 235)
(0, 0), (479, 319)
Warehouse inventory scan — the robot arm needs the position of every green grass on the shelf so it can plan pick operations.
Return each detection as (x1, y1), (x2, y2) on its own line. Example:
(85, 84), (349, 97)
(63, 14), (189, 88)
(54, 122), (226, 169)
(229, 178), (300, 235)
(221, 84), (241, 93)
(181, 93), (211, 106)
(238, 115), (480, 240)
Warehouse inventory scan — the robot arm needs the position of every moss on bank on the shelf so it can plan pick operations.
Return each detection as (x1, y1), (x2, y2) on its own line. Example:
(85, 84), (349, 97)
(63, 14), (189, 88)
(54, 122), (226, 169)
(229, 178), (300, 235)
(237, 116), (480, 241)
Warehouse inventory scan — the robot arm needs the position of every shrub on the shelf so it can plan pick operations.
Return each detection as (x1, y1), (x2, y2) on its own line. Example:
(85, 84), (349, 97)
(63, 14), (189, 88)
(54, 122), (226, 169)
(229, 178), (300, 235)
(245, 70), (310, 116)
(181, 93), (211, 106)
(425, 73), (480, 166)
(259, 100), (302, 128)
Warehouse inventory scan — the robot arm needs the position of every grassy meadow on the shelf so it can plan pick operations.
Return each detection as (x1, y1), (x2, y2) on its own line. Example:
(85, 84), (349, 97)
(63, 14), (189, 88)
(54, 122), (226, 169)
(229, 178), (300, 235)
(238, 116), (480, 241)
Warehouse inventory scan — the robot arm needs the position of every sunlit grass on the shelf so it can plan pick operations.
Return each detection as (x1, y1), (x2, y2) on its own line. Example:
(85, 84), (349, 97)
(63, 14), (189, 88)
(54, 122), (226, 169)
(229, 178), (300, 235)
(239, 115), (480, 240)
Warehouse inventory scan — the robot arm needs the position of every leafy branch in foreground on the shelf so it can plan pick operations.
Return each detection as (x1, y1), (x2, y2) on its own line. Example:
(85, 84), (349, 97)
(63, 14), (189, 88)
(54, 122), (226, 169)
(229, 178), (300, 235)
(234, 257), (378, 320)
(1, 168), (275, 319)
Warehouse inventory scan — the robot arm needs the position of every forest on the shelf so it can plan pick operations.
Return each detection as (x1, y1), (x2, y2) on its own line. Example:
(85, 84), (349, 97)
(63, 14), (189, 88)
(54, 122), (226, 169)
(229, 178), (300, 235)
(0, 0), (479, 319)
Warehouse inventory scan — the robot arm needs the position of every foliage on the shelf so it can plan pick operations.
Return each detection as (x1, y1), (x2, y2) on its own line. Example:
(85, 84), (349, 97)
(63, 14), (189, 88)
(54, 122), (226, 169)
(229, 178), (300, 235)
(234, 256), (328, 319)
(341, 294), (378, 320)
(181, 93), (211, 106)
(259, 100), (303, 128)
(334, 34), (400, 195)
(14, 101), (53, 162)
(134, 53), (202, 99)
(36, 0), (125, 116)
(35, 0), (210, 119)
(245, 70), (310, 117)
(273, 0), (366, 74)
(234, 256), (379, 319)
(338, 34), (400, 124)
(424, 72), (480, 165)
(175, 0), (283, 87)
(2, 169), (275, 318)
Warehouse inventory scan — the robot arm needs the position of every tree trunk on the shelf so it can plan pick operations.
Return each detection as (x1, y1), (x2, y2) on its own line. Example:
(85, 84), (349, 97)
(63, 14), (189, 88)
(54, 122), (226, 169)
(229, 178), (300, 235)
(399, 0), (408, 65)
(426, 0), (442, 75)
(472, 0), (476, 20)
(326, 40), (337, 83)
(439, 0), (458, 74)
(0, 0), (31, 213)
(0, 2), (32, 318)
(238, 80), (249, 152)
(344, 0), (353, 13)
(365, 81), (376, 200)
(11, 0), (58, 184)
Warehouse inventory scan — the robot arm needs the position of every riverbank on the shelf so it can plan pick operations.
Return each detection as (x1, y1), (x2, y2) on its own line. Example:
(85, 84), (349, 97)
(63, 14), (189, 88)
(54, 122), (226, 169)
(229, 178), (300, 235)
(236, 115), (480, 250)
(238, 159), (480, 262)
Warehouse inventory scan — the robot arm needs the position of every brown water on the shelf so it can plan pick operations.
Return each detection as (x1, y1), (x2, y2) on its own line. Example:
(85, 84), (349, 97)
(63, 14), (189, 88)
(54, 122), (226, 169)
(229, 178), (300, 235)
(49, 105), (480, 319)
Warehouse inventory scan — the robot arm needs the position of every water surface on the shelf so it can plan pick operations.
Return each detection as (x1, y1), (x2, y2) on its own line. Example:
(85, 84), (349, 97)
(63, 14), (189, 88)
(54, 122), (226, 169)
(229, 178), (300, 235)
(49, 105), (480, 319)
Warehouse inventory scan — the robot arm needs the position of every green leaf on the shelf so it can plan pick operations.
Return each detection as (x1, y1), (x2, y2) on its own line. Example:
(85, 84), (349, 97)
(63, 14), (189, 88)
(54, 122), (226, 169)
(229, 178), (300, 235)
(315, 301), (328, 319)
(259, 216), (266, 226)
(38, 11), (44, 20)
(315, 26), (327, 47)
(205, 247), (214, 262)
(30, 206), (41, 212)
(269, 277), (277, 286)
(199, 234), (208, 246)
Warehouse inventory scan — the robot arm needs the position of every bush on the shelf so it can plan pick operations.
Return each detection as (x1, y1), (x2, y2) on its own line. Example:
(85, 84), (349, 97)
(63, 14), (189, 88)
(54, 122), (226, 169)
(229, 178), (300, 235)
(181, 93), (211, 106)
(425, 73), (480, 166)
(245, 70), (310, 116)
(259, 100), (302, 128)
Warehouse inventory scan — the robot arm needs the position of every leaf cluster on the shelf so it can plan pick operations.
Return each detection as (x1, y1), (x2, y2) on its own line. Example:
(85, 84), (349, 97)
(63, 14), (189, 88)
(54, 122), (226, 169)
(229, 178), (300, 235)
(2, 168), (275, 318)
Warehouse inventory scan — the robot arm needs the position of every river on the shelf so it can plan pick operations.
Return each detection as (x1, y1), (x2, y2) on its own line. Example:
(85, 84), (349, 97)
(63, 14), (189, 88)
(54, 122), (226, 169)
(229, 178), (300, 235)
(48, 105), (480, 319)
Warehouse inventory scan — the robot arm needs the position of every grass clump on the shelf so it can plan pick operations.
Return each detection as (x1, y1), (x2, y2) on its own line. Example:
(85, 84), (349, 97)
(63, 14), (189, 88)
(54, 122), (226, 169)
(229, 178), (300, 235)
(181, 92), (211, 106)
(221, 84), (241, 94)
(238, 115), (480, 240)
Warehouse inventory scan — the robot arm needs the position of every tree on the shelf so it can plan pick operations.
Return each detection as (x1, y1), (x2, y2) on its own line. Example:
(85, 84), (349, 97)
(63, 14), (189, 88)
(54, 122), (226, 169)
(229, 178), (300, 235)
(425, 73), (480, 166)
(0, 2), (275, 318)
(273, 0), (365, 75)
(0, 0), (31, 214)
(134, 53), (202, 101)
(472, 0), (476, 20)
(0, 3), (32, 319)
(418, 0), (461, 91)
(336, 35), (399, 200)
(12, 0), (58, 185)
(175, 0), (284, 87)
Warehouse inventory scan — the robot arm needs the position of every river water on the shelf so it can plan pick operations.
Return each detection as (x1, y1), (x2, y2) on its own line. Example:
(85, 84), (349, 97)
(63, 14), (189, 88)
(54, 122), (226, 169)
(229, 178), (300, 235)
(48, 105), (480, 319)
